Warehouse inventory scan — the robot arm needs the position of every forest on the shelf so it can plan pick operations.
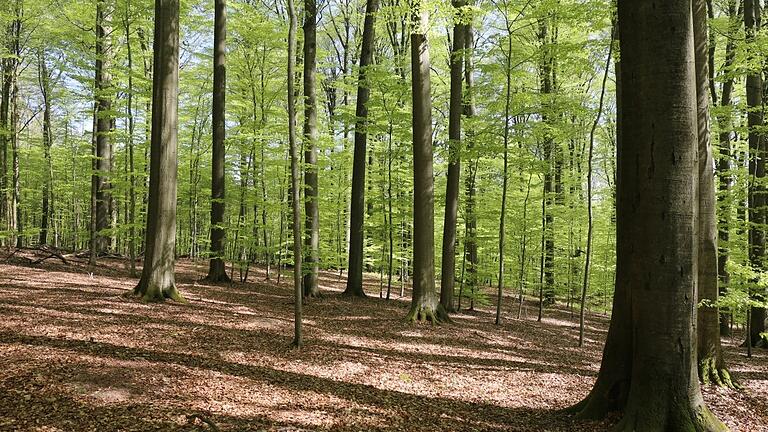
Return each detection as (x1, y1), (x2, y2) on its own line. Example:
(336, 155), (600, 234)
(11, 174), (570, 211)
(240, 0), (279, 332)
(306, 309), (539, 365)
(0, 0), (767, 430)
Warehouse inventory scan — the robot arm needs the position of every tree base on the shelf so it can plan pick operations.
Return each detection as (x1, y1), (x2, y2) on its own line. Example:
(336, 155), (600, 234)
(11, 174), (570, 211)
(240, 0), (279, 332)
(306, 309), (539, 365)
(406, 303), (450, 324)
(204, 259), (231, 283)
(613, 403), (727, 432)
(126, 282), (187, 303)
(699, 355), (738, 389)
(342, 288), (367, 298)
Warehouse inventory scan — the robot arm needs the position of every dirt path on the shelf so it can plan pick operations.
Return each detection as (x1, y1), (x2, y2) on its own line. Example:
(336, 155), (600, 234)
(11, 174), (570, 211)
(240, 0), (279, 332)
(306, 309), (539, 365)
(0, 252), (765, 431)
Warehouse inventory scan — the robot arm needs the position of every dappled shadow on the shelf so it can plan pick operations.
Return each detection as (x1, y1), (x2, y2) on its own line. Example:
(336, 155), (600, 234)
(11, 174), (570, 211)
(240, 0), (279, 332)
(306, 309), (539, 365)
(0, 257), (765, 431)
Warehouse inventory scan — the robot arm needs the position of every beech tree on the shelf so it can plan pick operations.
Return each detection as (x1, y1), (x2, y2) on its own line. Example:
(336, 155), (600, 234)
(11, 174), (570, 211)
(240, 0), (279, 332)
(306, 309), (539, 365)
(572, 0), (728, 428)
(302, 0), (320, 298)
(205, 0), (230, 283)
(129, 0), (184, 302)
(344, 0), (378, 298)
(407, 0), (446, 323)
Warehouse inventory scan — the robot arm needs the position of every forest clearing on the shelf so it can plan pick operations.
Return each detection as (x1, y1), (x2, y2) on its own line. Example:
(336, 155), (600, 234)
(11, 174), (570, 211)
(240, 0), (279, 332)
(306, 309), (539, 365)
(0, 252), (765, 431)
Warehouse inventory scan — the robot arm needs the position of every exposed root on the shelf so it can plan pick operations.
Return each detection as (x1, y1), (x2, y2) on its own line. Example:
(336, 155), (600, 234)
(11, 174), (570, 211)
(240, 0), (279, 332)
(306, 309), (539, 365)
(125, 282), (187, 304)
(613, 398), (727, 432)
(406, 303), (450, 324)
(699, 356), (739, 389)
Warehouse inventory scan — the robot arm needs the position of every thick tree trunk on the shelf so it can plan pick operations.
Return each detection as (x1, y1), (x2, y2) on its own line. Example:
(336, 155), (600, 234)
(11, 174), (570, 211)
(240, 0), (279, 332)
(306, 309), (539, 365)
(287, 0), (303, 346)
(94, 0), (113, 254)
(302, 0), (320, 298)
(407, 2), (447, 323)
(694, 0), (734, 387)
(574, 2), (727, 429)
(440, 0), (466, 313)
(205, 0), (231, 283)
(745, 0), (767, 348)
(344, 0), (378, 298)
(130, 0), (184, 303)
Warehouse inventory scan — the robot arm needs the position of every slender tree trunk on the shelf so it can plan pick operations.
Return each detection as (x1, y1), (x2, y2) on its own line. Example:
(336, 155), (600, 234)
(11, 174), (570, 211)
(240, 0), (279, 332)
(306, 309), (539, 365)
(94, 0), (113, 254)
(124, 3), (137, 276)
(715, 0), (739, 337)
(495, 17), (510, 325)
(130, 0), (184, 302)
(440, 0), (467, 314)
(287, 0), (303, 346)
(407, 1), (446, 323)
(579, 32), (612, 347)
(205, 0), (231, 282)
(37, 49), (53, 246)
(463, 26), (478, 312)
(745, 0), (767, 348)
(302, 0), (320, 298)
(344, 0), (379, 297)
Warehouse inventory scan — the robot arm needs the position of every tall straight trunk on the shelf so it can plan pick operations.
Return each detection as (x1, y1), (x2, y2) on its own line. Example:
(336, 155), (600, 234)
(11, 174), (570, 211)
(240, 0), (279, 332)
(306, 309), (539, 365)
(407, 1), (446, 323)
(579, 32), (612, 347)
(205, 0), (231, 282)
(440, 0), (466, 313)
(495, 17), (510, 325)
(539, 16), (556, 306)
(5, 7), (19, 247)
(94, 0), (113, 254)
(287, 0), (303, 346)
(715, 0), (739, 336)
(302, 0), (320, 297)
(344, 0), (379, 297)
(574, 2), (727, 430)
(37, 49), (53, 246)
(695, 0), (733, 386)
(745, 0), (767, 348)
(130, 0), (183, 302)
(10, 48), (19, 248)
(463, 26), (478, 311)
(0, 23), (10, 234)
(125, 3), (137, 276)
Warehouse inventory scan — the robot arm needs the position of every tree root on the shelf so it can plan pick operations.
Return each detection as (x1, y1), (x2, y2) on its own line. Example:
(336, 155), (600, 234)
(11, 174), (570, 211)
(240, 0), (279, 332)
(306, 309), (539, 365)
(699, 356), (739, 389)
(406, 303), (450, 324)
(613, 404), (727, 432)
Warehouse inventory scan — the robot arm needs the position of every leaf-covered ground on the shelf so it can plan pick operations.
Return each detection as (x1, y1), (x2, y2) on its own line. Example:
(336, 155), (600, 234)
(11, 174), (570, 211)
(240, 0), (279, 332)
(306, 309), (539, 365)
(0, 250), (766, 431)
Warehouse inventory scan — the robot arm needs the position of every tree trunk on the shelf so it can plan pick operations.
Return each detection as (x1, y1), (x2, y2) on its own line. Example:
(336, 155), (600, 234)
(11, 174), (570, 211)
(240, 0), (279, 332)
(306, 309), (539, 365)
(287, 0), (303, 346)
(124, 2), (137, 277)
(94, 0), (113, 254)
(715, 0), (739, 336)
(694, 0), (734, 387)
(130, 0), (184, 303)
(440, 0), (466, 314)
(745, 0), (767, 348)
(407, 1), (446, 323)
(344, 0), (379, 298)
(463, 26), (478, 312)
(205, 0), (231, 283)
(37, 49), (53, 246)
(574, 2), (728, 429)
(302, 0), (320, 298)
(539, 16), (556, 306)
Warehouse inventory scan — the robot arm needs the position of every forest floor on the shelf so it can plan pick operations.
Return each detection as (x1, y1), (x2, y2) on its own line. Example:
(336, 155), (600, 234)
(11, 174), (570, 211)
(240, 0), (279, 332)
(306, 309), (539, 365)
(0, 249), (766, 432)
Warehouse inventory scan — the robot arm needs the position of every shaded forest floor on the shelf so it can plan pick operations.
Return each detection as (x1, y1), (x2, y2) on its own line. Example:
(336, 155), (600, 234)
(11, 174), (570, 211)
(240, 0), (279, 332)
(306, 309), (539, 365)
(0, 249), (766, 431)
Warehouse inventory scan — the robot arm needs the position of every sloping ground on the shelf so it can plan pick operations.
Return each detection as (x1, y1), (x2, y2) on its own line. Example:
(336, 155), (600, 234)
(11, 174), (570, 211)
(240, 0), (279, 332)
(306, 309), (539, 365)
(0, 251), (765, 431)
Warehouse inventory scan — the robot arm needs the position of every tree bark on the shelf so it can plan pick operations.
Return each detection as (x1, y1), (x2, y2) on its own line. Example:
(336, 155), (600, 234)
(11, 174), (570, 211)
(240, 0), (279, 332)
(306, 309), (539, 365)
(440, 0), (467, 314)
(37, 49), (53, 246)
(694, 0), (734, 387)
(287, 0), (303, 346)
(407, 1), (446, 323)
(205, 0), (231, 283)
(94, 0), (113, 255)
(745, 0), (767, 348)
(130, 0), (184, 303)
(344, 0), (379, 298)
(302, 0), (320, 298)
(573, 2), (728, 429)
